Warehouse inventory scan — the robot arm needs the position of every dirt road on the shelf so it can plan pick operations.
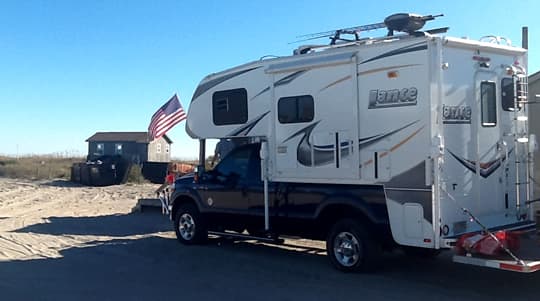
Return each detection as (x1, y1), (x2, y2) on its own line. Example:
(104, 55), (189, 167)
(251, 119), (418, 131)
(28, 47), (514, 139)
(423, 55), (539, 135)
(0, 178), (539, 300)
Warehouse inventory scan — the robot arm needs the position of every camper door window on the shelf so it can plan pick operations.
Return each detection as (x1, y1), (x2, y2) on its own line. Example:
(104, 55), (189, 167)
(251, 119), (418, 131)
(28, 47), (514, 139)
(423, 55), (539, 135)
(278, 95), (314, 124)
(481, 81), (497, 127)
(212, 88), (248, 125)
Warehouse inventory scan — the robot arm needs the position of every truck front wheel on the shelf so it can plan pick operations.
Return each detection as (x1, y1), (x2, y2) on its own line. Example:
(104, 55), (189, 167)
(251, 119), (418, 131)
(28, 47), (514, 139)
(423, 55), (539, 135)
(174, 203), (207, 245)
(326, 219), (380, 272)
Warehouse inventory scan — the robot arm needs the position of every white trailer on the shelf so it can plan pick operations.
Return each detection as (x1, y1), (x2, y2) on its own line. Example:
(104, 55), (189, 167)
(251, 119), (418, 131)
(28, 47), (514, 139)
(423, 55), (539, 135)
(186, 14), (539, 272)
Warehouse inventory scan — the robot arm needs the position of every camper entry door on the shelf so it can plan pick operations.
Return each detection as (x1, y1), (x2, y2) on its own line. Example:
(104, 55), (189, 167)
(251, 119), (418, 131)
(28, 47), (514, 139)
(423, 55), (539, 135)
(472, 71), (506, 216)
(440, 68), (510, 237)
(272, 63), (360, 182)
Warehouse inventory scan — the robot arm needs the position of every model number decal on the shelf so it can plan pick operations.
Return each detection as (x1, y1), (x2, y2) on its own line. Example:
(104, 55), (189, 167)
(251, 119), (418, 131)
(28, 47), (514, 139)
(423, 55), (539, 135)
(368, 87), (418, 109)
(443, 105), (472, 124)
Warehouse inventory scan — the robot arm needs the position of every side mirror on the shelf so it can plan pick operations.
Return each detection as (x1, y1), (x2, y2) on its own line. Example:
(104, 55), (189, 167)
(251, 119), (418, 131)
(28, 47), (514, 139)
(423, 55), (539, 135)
(201, 170), (217, 182)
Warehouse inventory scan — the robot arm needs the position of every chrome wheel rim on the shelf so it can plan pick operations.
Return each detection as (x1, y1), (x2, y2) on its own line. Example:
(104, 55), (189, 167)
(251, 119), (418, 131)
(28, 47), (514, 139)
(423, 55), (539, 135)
(179, 213), (196, 240)
(333, 231), (361, 267)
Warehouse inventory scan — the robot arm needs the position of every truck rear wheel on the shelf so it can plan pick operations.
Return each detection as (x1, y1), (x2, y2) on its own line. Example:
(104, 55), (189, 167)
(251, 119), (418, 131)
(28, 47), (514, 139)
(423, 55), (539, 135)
(326, 219), (380, 272)
(174, 203), (207, 245)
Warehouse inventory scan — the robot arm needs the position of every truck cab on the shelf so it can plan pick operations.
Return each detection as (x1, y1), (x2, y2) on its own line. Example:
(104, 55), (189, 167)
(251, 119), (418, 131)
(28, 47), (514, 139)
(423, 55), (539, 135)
(170, 142), (394, 272)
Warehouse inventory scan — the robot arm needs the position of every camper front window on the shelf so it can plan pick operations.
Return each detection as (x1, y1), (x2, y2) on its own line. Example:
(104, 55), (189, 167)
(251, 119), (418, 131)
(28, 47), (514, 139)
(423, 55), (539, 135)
(212, 88), (248, 125)
(481, 81), (497, 127)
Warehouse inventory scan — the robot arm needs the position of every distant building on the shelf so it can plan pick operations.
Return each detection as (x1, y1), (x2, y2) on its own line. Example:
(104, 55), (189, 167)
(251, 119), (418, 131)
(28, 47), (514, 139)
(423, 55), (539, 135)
(86, 132), (172, 164)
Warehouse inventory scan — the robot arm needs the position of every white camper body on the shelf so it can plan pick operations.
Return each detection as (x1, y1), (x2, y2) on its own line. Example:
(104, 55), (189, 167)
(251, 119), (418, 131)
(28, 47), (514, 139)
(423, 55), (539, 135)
(187, 33), (535, 253)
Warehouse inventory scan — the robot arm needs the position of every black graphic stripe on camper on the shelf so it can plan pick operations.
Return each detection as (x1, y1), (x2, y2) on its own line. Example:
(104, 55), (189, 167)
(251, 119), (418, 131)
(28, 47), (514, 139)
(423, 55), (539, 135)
(192, 66), (262, 100)
(250, 87), (271, 101)
(250, 71), (308, 102)
(360, 42), (428, 65)
(274, 70), (308, 87)
(227, 111), (270, 137)
(447, 148), (512, 178)
(282, 120), (420, 167)
(359, 120), (420, 149)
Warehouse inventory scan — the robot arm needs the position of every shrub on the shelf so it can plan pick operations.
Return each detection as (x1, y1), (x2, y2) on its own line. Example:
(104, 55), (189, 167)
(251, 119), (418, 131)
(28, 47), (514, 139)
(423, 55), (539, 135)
(126, 165), (146, 184)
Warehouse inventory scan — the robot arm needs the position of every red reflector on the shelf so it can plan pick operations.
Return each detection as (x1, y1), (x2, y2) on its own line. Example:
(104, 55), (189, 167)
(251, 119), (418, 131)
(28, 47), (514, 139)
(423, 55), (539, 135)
(387, 71), (399, 78)
(424, 238), (432, 243)
(500, 262), (525, 272)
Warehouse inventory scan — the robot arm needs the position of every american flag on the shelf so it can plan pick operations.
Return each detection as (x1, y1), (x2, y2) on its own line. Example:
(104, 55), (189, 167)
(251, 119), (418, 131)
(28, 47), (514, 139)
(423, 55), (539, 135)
(148, 94), (187, 141)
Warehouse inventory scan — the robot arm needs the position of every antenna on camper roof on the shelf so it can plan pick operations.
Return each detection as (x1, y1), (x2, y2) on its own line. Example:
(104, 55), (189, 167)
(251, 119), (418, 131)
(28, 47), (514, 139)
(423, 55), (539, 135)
(293, 13), (445, 45)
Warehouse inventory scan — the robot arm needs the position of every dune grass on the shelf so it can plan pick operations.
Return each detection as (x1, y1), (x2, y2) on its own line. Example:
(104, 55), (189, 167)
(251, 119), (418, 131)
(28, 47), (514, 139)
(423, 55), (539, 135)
(0, 155), (83, 180)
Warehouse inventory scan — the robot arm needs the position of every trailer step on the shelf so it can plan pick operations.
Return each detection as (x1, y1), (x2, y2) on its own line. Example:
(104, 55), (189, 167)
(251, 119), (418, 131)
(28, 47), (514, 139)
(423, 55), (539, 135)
(453, 255), (540, 273)
(208, 230), (284, 244)
(453, 233), (540, 273)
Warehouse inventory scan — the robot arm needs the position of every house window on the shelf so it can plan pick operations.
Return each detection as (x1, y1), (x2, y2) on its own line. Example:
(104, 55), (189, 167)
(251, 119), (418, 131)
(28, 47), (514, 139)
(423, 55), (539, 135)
(481, 81), (497, 127)
(165, 144), (170, 153)
(278, 95), (314, 123)
(115, 143), (123, 155)
(96, 143), (104, 156)
(212, 88), (248, 125)
(157, 143), (162, 154)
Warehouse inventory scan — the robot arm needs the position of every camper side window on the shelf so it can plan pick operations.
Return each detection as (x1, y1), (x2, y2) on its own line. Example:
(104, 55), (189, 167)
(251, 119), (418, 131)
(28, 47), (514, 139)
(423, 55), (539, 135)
(501, 78), (521, 111)
(481, 81), (497, 127)
(278, 95), (314, 124)
(212, 88), (248, 125)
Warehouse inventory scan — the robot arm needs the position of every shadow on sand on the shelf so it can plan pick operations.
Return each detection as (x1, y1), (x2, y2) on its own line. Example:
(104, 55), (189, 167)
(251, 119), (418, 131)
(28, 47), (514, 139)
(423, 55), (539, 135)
(3, 213), (540, 300)
(14, 211), (170, 237)
(40, 179), (85, 188)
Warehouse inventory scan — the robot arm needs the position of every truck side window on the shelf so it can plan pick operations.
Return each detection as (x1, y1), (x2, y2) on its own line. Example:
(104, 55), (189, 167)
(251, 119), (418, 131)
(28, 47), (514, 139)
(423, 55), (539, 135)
(481, 81), (496, 127)
(214, 147), (251, 180)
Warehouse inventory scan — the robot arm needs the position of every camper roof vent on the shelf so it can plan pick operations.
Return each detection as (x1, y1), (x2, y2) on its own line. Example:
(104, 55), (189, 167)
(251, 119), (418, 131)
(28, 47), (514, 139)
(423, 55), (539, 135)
(293, 13), (445, 47)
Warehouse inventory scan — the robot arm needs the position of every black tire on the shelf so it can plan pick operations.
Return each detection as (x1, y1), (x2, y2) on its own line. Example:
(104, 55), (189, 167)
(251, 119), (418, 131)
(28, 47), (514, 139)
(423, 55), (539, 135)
(403, 246), (441, 258)
(326, 219), (380, 272)
(174, 203), (207, 245)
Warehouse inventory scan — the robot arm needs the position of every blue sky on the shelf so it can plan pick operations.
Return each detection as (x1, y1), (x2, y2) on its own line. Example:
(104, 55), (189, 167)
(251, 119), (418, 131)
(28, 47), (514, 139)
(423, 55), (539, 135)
(1, 1), (539, 159)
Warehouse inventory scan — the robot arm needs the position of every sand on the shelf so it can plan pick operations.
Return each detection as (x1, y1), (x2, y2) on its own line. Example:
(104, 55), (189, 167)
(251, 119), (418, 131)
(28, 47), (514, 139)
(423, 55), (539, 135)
(0, 178), (164, 261)
(1, 177), (540, 300)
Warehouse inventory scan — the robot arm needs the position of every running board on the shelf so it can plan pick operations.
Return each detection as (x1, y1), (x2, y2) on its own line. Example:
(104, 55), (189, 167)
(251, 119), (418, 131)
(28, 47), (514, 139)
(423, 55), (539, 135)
(208, 231), (284, 244)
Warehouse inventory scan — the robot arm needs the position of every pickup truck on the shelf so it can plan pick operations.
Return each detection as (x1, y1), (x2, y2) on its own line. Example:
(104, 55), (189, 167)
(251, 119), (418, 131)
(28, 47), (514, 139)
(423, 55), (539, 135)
(169, 143), (409, 272)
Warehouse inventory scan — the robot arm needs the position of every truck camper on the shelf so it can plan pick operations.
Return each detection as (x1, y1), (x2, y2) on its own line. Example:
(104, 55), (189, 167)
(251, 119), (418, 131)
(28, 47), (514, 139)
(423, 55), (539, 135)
(171, 13), (540, 272)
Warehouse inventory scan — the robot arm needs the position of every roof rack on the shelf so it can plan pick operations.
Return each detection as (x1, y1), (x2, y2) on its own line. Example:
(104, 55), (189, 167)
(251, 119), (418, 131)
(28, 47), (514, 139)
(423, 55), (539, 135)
(294, 13), (445, 46)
